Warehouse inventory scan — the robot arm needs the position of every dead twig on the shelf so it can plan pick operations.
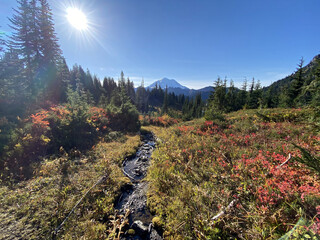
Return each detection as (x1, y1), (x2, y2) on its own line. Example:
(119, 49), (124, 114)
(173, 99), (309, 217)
(211, 199), (238, 222)
(277, 153), (292, 169)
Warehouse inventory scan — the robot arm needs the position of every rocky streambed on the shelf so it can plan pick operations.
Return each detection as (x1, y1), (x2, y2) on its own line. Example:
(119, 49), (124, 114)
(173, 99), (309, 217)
(115, 132), (162, 240)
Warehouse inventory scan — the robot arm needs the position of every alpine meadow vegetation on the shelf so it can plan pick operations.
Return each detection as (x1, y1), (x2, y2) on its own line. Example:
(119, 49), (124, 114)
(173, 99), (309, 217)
(0, 0), (320, 239)
(145, 108), (320, 239)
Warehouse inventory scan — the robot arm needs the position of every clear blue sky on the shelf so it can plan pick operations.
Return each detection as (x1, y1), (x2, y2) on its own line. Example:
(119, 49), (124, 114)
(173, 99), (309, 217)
(1, 0), (319, 89)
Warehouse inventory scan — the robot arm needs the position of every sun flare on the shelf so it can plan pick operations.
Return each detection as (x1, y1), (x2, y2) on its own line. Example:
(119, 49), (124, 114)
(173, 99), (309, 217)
(66, 8), (88, 30)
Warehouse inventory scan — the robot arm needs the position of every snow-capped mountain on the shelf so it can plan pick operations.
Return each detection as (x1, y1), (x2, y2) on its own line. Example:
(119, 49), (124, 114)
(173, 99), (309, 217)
(147, 78), (189, 90)
(145, 78), (214, 100)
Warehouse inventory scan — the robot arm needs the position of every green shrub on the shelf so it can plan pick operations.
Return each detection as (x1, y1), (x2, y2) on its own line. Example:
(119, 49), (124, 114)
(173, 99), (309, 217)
(107, 88), (140, 132)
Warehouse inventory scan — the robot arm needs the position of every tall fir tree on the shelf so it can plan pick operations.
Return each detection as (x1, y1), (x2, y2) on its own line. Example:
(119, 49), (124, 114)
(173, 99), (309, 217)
(136, 79), (148, 113)
(38, 0), (61, 65)
(236, 78), (248, 110)
(29, 0), (41, 67)
(288, 57), (304, 107)
(55, 57), (70, 102)
(102, 77), (117, 102)
(208, 77), (227, 112)
(162, 85), (168, 114)
(0, 27), (5, 53)
(226, 80), (237, 112)
(8, 0), (34, 85)
(311, 58), (320, 106)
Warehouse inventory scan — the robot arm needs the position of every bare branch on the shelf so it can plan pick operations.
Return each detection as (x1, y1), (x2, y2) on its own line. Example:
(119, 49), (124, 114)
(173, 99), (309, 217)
(277, 153), (292, 169)
(211, 199), (238, 222)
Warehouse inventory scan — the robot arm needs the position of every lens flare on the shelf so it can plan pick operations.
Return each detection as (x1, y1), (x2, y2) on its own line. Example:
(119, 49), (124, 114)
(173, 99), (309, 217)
(66, 8), (88, 30)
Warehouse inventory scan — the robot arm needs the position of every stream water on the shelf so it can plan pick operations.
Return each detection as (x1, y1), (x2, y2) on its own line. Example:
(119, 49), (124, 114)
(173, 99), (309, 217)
(115, 132), (162, 240)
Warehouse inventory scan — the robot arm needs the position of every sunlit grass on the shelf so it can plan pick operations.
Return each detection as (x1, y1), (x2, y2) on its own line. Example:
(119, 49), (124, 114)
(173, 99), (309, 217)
(0, 134), (140, 239)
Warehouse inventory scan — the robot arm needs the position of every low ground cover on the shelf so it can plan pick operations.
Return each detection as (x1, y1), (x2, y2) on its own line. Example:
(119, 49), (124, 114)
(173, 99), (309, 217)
(0, 134), (140, 239)
(146, 108), (320, 239)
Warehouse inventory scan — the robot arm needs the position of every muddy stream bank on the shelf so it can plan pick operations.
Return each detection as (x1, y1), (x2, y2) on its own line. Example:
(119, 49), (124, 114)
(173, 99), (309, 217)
(115, 132), (162, 240)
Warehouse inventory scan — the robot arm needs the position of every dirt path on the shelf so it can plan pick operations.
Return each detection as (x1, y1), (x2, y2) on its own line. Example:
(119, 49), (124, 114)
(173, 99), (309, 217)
(115, 132), (162, 240)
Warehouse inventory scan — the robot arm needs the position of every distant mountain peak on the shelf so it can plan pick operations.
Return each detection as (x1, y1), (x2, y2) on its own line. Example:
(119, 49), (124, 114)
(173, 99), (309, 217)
(148, 78), (189, 90)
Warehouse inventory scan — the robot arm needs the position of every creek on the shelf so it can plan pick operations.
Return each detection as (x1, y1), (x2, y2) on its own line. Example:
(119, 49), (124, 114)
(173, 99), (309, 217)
(115, 132), (162, 240)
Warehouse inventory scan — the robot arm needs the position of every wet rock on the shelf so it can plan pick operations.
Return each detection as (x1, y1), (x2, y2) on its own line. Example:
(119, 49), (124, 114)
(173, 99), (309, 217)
(134, 168), (143, 176)
(141, 145), (151, 151)
(131, 220), (148, 237)
(149, 229), (163, 240)
(140, 150), (148, 156)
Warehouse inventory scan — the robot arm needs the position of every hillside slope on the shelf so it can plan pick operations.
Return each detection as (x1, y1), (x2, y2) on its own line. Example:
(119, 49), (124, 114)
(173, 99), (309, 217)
(265, 54), (320, 92)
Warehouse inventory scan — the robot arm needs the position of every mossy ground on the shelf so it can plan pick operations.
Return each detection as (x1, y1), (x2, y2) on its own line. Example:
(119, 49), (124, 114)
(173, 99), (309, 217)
(0, 134), (140, 240)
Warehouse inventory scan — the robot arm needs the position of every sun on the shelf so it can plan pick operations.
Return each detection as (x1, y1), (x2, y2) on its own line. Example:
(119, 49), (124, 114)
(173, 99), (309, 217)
(66, 8), (88, 30)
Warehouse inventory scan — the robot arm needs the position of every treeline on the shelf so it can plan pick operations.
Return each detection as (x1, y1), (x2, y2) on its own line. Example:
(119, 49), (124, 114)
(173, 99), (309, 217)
(0, 0), (204, 121)
(0, 0), (205, 180)
(206, 57), (320, 119)
(0, 0), (140, 180)
(135, 82), (204, 120)
(267, 57), (320, 108)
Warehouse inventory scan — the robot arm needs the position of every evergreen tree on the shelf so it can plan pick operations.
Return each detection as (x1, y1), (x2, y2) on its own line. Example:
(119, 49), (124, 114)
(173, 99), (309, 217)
(0, 27), (5, 53)
(83, 69), (94, 93)
(29, 0), (41, 67)
(247, 78), (262, 109)
(226, 80), (237, 112)
(108, 86), (140, 132)
(278, 85), (291, 107)
(149, 85), (164, 107)
(236, 79), (248, 110)
(262, 84), (277, 108)
(311, 58), (320, 106)
(208, 77), (227, 112)
(126, 77), (136, 104)
(92, 75), (103, 103)
(192, 93), (203, 118)
(288, 57), (304, 107)
(38, 0), (61, 65)
(118, 71), (126, 89)
(136, 79), (148, 113)
(247, 78), (255, 108)
(102, 77), (117, 102)
(8, 0), (34, 84)
(55, 57), (70, 102)
(162, 85), (168, 114)
(0, 48), (25, 116)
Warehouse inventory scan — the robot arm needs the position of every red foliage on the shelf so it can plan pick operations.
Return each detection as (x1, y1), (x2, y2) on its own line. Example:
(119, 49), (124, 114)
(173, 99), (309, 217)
(30, 111), (49, 129)
(142, 114), (179, 127)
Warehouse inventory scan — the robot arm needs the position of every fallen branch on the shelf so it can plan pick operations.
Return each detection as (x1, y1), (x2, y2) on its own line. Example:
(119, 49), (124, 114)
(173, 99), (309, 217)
(211, 199), (238, 222)
(277, 153), (292, 169)
(209, 154), (292, 227)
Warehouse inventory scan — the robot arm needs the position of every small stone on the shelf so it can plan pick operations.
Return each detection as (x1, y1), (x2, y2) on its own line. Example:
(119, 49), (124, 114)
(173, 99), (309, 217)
(131, 220), (148, 237)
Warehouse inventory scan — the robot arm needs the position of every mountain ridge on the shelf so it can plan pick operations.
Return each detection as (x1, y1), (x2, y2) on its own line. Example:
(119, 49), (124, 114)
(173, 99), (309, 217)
(147, 77), (189, 90)
(265, 54), (320, 92)
(146, 78), (213, 100)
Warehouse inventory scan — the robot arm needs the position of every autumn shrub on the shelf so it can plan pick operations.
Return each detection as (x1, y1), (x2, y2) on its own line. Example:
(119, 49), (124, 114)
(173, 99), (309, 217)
(1, 92), (112, 179)
(141, 114), (179, 127)
(204, 108), (225, 121)
(256, 108), (312, 123)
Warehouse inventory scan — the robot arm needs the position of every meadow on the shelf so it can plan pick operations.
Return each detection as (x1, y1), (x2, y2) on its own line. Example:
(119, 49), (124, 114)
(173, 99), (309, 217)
(145, 108), (320, 239)
(0, 132), (140, 239)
